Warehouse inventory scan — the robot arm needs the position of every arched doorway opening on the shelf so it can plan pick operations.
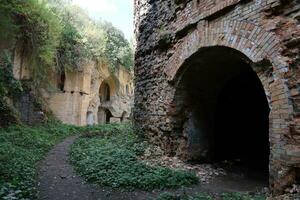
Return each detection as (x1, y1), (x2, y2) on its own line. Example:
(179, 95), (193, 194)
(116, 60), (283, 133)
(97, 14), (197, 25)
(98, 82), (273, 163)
(57, 70), (65, 91)
(120, 111), (127, 122)
(99, 82), (110, 102)
(174, 47), (270, 180)
(86, 111), (94, 125)
(126, 85), (129, 94)
(98, 107), (112, 124)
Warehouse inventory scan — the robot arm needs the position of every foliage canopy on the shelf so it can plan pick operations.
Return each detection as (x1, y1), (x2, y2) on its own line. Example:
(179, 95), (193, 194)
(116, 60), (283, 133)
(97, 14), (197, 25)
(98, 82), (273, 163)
(0, 0), (134, 88)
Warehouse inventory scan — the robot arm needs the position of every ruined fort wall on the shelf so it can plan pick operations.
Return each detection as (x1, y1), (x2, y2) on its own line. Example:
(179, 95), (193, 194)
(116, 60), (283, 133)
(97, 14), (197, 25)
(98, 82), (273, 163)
(45, 63), (133, 126)
(12, 49), (134, 126)
(134, 0), (300, 193)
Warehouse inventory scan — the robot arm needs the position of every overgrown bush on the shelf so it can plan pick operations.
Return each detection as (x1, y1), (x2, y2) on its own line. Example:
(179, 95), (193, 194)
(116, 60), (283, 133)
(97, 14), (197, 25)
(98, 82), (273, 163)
(56, 19), (91, 71)
(0, 0), (134, 125)
(70, 123), (198, 191)
(0, 0), (134, 90)
(0, 0), (62, 88)
(100, 22), (134, 71)
(55, 3), (134, 72)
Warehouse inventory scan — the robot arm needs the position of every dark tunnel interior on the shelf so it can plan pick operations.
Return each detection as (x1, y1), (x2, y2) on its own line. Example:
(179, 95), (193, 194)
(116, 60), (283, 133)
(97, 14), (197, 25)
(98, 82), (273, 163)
(213, 67), (270, 172)
(177, 47), (270, 178)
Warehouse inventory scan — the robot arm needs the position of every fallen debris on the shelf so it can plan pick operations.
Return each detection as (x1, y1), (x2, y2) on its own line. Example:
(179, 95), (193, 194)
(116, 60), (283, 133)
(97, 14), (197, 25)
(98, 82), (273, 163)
(140, 145), (226, 183)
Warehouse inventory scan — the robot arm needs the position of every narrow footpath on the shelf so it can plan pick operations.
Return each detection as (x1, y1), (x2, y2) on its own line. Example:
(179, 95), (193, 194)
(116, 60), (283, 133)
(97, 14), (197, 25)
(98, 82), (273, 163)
(37, 136), (155, 200)
(37, 136), (266, 200)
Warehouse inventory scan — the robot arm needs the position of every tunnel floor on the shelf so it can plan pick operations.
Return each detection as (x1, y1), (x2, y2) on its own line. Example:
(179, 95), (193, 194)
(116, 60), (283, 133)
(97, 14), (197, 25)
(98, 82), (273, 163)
(144, 155), (269, 196)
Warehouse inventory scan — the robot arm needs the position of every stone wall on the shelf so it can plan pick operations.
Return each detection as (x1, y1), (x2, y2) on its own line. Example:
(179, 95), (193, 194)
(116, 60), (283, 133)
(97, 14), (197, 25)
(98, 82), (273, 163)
(44, 62), (133, 126)
(134, 0), (300, 194)
(14, 91), (45, 125)
(11, 48), (46, 125)
(12, 50), (134, 126)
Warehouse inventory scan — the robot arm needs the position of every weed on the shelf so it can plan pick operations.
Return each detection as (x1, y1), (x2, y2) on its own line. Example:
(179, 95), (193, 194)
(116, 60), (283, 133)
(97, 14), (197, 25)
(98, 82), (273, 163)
(0, 121), (88, 199)
(154, 192), (265, 200)
(70, 123), (199, 191)
(222, 192), (265, 200)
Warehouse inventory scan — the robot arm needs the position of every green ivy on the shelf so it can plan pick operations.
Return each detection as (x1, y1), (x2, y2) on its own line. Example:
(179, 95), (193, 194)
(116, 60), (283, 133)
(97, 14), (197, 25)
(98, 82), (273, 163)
(0, 0), (133, 91)
(100, 22), (134, 71)
(0, 0), (62, 89)
(0, 121), (110, 199)
(56, 19), (91, 71)
(70, 123), (198, 191)
(55, 4), (134, 72)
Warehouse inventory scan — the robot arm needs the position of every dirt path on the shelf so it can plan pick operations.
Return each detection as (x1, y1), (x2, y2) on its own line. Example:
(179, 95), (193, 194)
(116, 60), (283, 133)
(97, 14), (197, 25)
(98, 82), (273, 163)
(37, 136), (160, 200)
(37, 136), (266, 200)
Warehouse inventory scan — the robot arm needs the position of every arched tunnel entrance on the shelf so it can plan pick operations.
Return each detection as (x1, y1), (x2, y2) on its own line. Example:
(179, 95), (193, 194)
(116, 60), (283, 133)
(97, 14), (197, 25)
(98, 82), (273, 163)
(175, 47), (270, 181)
(98, 107), (112, 124)
(99, 82), (111, 102)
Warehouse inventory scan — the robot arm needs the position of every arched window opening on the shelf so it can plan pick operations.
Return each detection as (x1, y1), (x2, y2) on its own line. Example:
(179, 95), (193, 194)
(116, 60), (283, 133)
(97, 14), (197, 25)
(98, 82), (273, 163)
(99, 82), (111, 102)
(57, 70), (65, 91)
(105, 109), (112, 123)
(120, 112), (127, 122)
(126, 85), (129, 94)
(104, 83), (110, 101)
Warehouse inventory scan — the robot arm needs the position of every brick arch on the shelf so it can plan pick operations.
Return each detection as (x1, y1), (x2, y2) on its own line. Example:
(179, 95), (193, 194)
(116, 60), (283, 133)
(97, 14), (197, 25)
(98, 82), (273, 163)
(165, 20), (282, 82)
(165, 20), (294, 192)
(165, 20), (287, 121)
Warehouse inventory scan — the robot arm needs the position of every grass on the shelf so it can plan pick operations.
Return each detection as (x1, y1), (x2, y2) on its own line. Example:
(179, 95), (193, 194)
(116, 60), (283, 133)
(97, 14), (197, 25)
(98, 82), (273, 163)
(70, 123), (199, 191)
(155, 192), (265, 200)
(0, 120), (99, 199)
(0, 121), (267, 200)
(221, 192), (265, 200)
(155, 192), (213, 200)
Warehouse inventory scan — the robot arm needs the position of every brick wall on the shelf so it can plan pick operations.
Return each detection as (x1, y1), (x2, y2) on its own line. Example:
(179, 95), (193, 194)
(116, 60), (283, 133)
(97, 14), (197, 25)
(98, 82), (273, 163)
(134, 0), (300, 194)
